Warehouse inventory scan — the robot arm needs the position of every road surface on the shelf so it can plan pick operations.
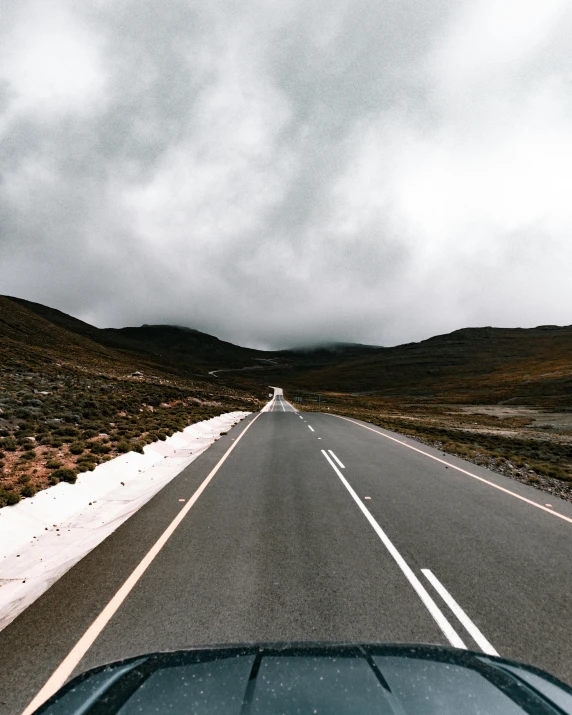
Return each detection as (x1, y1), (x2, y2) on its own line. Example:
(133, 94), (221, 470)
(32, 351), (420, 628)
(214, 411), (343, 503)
(265, 394), (297, 412)
(1, 400), (571, 712)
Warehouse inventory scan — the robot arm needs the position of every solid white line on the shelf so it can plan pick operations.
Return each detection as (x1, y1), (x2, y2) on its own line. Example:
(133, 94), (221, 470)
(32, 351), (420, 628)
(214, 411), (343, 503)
(280, 398), (285, 412)
(331, 415), (572, 525)
(22, 413), (263, 715)
(308, 425), (315, 432)
(320, 450), (466, 649)
(328, 450), (345, 469)
(421, 569), (498, 656)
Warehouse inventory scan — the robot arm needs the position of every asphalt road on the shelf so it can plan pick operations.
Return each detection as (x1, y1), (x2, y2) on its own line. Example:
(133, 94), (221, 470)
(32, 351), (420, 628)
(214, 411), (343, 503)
(1, 402), (571, 712)
(267, 394), (297, 412)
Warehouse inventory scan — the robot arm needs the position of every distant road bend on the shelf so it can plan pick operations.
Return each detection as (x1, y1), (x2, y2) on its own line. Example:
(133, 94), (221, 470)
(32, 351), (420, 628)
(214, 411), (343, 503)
(2, 388), (572, 713)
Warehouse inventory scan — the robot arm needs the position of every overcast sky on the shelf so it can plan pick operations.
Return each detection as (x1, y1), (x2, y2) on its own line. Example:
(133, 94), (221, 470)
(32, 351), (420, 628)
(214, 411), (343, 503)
(1, 0), (571, 349)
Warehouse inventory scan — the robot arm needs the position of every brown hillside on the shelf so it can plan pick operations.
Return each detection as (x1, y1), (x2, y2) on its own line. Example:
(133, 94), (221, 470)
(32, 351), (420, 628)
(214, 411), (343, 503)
(285, 326), (572, 407)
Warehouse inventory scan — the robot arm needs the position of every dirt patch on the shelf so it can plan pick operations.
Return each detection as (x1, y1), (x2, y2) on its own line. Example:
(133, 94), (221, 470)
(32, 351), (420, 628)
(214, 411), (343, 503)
(455, 405), (572, 435)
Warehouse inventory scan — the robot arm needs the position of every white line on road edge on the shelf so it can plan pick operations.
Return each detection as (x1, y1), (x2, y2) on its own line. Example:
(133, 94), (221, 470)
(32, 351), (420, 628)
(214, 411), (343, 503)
(281, 399), (286, 412)
(331, 415), (572, 525)
(320, 450), (466, 649)
(328, 450), (345, 469)
(22, 413), (263, 715)
(421, 569), (498, 656)
(308, 425), (315, 432)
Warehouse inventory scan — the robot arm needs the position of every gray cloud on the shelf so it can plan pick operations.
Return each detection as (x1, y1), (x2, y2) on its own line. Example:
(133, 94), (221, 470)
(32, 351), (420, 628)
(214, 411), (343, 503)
(1, 0), (571, 349)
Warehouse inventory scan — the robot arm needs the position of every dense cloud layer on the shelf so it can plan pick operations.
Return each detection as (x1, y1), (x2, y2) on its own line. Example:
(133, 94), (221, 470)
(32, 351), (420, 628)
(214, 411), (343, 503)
(1, 0), (571, 348)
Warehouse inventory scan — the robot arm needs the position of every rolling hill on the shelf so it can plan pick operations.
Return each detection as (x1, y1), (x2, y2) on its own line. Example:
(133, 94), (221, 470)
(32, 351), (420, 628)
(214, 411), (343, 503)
(276, 325), (572, 408)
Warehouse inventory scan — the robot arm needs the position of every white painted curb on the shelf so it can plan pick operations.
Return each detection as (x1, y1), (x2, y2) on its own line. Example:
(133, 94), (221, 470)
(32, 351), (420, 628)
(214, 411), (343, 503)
(0, 411), (251, 632)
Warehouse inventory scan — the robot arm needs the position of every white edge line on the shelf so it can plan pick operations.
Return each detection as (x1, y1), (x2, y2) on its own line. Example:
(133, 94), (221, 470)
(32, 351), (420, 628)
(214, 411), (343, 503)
(320, 450), (466, 649)
(308, 425), (315, 432)
(331, 415), (572, 525)
(421, 569), (498, 656)
(22, 413), (263, 715)
(328, 450), (345, 469)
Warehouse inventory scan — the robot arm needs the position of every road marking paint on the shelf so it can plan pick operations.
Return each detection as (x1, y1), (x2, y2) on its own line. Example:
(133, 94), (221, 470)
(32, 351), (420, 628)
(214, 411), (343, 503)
(328, 450), (345, 469)
(331, 415), (572, 525)
(21, 412), (263, 715)
(421, 569), (498, 656)
(320, 450), (466, 649)
(308, 426), (315, 432)
(280, 398), (286, 412)
(364, 496), (371, 500)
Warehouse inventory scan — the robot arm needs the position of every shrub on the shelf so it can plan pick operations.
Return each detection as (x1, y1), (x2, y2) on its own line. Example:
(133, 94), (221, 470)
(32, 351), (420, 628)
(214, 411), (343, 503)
(18, 474), (31, 484)
(46, 459), (63, 469)
(50, 468), (78, 484)
(115, 441), (132, 454)
(20, 450), (36, 461)
(0, 489), (20, 507)
(55, 427), (79, 437)
(90, 442), (111, 455)
(77, 451), (99, 462)
(69, 442), (85, 455)
(0, 450), (5, 459)
(547, 466), (567, 480)
(50, 439), (63, 448)
(22, 441), (36, 451)
(1, 437), (17, 451)
(20, 485), (36, 498)
(76, 461), (96, 472)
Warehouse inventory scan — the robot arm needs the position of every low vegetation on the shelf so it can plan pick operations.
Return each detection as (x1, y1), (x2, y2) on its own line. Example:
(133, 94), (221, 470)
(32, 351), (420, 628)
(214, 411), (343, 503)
(0, 363), (260, 505)
(0, 297), (263, 506)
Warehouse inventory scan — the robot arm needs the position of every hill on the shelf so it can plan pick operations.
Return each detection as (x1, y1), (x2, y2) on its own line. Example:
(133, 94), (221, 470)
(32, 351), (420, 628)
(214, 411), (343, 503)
(6, 296), (380, 376)
(0, 296), (262, 506)
(5, 296), (262, 374)
(281, 325), (572, 408)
